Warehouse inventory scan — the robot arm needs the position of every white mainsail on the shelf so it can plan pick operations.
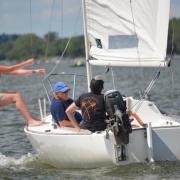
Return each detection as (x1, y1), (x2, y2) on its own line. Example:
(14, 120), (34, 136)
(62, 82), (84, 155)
(84, 0), (170, 67)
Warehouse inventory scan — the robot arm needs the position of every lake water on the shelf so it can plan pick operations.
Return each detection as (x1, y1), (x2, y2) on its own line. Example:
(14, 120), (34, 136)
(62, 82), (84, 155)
(0, 58), (180, 180)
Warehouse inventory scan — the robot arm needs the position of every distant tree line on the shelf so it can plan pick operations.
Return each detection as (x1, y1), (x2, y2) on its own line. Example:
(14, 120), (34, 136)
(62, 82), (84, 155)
(0, 32), (85, 61)
(0, 18), (179, 61)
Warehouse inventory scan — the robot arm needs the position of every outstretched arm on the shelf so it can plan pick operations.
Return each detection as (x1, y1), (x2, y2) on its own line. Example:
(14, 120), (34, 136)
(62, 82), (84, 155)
(0, 58), (35, 74)
(66, 102), (80, 130)
(6, 69), (46, 75)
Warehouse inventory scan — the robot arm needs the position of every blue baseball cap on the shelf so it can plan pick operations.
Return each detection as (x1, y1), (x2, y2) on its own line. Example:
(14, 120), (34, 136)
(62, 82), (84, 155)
(53, 82), (70, 93)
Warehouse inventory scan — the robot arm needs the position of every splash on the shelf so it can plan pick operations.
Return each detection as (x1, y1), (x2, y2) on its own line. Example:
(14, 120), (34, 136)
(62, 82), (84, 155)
(0, 152), (37, 169)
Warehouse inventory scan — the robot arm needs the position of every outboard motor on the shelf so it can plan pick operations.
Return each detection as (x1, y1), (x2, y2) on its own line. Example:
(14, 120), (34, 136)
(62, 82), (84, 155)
(104, 90), (132, 145)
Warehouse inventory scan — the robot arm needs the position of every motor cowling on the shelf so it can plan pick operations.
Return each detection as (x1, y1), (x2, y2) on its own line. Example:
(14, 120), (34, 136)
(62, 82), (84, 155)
(104, 90), (132, 145)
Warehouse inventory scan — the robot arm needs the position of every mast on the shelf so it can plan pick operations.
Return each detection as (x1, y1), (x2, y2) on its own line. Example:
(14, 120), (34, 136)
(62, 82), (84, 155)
(82, 0), (91, 92)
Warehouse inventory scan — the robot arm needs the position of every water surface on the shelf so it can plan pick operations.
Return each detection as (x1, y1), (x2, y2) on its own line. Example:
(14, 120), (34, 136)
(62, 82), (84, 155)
(0, 58), (180, 179)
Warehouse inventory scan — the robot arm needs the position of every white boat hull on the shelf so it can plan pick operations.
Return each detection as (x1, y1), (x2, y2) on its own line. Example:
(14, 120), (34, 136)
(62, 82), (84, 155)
(152, 127), (180, 161)
(25, 127), (116, 168)
(24, 98), (180, 168)
(25, 125), (180, 168)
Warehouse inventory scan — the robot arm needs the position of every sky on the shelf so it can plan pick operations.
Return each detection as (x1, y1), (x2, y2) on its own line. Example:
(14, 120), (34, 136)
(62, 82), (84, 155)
(0, 0), (179, 38)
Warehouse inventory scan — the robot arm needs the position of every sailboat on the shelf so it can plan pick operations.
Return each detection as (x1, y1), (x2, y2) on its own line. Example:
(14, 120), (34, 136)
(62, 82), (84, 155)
(24, 0), (180, 168)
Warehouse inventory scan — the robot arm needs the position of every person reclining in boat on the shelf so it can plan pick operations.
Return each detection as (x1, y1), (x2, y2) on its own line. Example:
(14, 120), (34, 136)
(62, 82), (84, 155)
(0, 58), (46, 126)
(51, 81), (83, 128)
(66, 75), (107, 132)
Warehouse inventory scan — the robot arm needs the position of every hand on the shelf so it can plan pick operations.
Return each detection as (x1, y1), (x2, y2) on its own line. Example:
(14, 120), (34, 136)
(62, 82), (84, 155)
(76, 127), (81, 132)
(33, 69), (46, 75)
(24, 58), (35, 66)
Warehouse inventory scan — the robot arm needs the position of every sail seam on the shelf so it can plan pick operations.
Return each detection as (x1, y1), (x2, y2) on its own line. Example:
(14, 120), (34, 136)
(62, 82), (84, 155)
(129, 0), (141, 66)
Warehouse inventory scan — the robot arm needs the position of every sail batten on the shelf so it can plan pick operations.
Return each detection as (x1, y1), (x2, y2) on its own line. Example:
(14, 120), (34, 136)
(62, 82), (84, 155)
(84, 0), (170, 67)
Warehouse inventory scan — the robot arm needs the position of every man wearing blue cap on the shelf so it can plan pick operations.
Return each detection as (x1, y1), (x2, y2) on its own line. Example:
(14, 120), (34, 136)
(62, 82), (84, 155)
(51, 81), (82, 128)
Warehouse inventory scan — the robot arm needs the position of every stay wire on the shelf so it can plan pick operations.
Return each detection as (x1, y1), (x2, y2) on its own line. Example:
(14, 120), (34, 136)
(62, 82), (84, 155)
(169, 18), (175, 89)
(43, 0), (82, 81)
(130, 0), (140, 65)
(129, 67), (161, 113)
(29, 0), (33, 58)
(129, 0), (145, 96)
(42, 0), (82, 103)
(44, 0), (56, 59)
(170, 4), (175, 59)
(61, 0), (64, 37)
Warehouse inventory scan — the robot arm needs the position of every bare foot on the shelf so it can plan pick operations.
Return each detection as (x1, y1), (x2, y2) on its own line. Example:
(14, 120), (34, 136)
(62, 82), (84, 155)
(28, 119), (44, 126)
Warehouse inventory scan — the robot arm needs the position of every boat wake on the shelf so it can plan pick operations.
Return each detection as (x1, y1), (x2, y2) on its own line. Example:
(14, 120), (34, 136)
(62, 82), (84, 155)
(0, 152), (37, 170)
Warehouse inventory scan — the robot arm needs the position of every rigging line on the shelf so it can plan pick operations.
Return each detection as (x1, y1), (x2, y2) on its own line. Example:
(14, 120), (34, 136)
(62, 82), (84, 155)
(170, 65), (174, 90)
(61, 0), (64, 37)
(129, 67), (162, 112)
(170, 19), (175, 58)
(142, 70), (160, 98)
(168, 18), (175, 92)
(170, 3), (175, 59)
(42, 1), (82, 105)
(43, 37), (71, 81)
(45, 0), (56, 59)
(170, 18), (175, 89)
(43, 1), (82, 80)
(129, 0), (144, 96)
(55, 0), (63, 38)
(129, 0), (140, 65)
(111, 67), (116, 89)
(29, 0), (33, 57)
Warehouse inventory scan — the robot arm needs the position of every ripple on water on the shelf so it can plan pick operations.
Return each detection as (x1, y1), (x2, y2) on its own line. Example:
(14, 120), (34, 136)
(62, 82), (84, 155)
(0, 60), (180, 179)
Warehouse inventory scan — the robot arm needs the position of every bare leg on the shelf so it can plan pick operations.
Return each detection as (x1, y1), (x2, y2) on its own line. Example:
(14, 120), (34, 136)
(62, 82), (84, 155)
(0, 92), (43, 126)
